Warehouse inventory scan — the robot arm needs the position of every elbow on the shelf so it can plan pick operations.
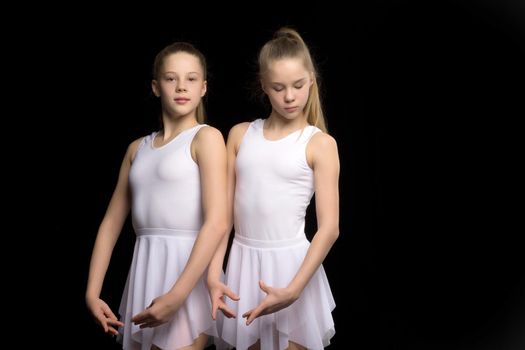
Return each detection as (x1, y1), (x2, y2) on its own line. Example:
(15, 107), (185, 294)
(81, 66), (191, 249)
(317, 225), (339, 244)
(221, 222), (231, 238)
(333, 228), (340, 242)
(328, 226), (339, 243)
(212, 220), (230, 239)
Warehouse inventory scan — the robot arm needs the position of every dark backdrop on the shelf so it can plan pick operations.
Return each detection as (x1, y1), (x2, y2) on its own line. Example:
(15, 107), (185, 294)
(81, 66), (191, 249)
(37, 1), (524, 349)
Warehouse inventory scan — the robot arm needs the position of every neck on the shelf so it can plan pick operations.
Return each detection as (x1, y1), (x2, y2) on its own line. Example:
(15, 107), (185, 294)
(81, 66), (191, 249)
(266, 113), (307, 132)
(161, 115), (199, 140)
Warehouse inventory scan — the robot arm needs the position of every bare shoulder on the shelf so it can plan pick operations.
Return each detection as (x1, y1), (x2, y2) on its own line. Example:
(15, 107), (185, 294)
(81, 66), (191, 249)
(306, 132), (339, 169)
(129, 137), (144, 150)
(193, 127), (226, 163)
(310, 132), (338, 153)
(226, 121), (250, 149)
(228, 122), (251, 141)
(194, 125), (225, 145)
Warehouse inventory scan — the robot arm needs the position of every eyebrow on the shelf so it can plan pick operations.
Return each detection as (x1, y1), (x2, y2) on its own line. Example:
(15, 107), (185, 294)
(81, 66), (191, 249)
(163, 71), (201, 75)
(271, 78), (307, 85)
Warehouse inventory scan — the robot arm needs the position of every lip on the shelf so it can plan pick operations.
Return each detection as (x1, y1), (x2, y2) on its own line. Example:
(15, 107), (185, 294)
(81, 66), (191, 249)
(284, 106), (299, 112)
(174, 98), (190, 104)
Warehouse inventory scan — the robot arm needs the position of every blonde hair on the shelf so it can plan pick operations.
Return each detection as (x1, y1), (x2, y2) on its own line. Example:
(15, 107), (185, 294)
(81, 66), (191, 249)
(258, 27), (327, 132)
(153, 42), (207, 123)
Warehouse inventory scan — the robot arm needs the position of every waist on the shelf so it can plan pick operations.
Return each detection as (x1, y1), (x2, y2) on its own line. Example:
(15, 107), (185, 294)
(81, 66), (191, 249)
(135, 228), (199, 238)
(234, 233), (307, 249)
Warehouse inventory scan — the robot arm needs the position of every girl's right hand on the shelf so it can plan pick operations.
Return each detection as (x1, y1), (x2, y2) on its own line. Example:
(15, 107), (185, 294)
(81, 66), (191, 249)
(86, 297), (124, 336)
(207, 280), (240, 320)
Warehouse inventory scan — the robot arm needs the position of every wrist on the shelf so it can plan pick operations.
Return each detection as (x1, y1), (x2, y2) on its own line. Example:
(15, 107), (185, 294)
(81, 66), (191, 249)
(206, 269), (222, 285)
(207, 276), (221, 288)
(85, 291), (99, 303)
(286, 284), (302, 301)
(168, 283), (190, 301)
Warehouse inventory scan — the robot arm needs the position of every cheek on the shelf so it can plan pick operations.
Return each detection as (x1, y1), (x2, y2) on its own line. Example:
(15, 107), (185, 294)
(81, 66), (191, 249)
(298, 88), (310, 103)
(267, 93), (282, 105)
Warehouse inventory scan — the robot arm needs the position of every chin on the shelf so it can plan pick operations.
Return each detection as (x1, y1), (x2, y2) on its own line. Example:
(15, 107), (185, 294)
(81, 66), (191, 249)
(283, 113), (301, 120)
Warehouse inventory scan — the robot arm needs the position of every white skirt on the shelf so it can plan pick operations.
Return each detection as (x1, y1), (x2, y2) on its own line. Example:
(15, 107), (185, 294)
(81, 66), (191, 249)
(219, 233), (335, 350)
(118, 228), (219, 350)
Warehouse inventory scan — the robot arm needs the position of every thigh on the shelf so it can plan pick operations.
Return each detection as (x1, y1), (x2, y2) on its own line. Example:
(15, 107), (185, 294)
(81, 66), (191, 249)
(177, 333), (208, 350)
(248, 339), (261, 350)
(287, 341), (306, 350)
(150, 334), (208, 350)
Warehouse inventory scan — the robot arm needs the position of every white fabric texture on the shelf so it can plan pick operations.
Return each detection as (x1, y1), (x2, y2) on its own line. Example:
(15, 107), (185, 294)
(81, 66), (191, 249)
(118, 124), (219, 350)
(220, 119), (336, 349)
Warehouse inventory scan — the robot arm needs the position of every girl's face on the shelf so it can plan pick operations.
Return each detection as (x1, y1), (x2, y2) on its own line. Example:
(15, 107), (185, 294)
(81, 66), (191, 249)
(152, 52), (207, 118)
(262, 57), (313, 120)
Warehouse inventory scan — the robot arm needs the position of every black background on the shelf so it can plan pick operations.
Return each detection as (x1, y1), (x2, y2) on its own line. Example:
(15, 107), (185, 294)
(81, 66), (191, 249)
(31, 1), (525, 349)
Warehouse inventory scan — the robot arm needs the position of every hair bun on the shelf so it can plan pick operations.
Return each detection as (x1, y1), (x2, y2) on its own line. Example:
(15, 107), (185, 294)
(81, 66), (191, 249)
(274, 27), (297, 40)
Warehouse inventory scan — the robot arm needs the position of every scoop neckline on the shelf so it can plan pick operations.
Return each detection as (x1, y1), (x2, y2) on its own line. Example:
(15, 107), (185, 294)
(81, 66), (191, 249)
(151, 124), (201, 150)
(260, 119), (307, 142)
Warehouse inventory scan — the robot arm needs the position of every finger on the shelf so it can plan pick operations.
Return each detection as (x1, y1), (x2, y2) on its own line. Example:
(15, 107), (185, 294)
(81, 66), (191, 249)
(138, 321), (154, 329)
(211, 300), (219, 320)
(107, 326), (119, 336)
(242, 309), (253, 319)
(131, 311), (148, 323)
(108, 319), (124, 328)
(101, 320), (109, 333)
(224, 288), (240, 301)
(246, 304), (265, 325)
(258, 280), (270, 294)
(132, 316), (149, 325)
(219, 304), (237, 318)
(102, 304), (119, 321)
(139, 321), (162, 329)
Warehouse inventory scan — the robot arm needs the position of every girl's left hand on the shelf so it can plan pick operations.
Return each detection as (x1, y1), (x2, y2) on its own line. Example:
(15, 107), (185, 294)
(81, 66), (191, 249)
(208, 280), (240, 320)
(242, 280), (298, 325)
(131, 293), (183, 328)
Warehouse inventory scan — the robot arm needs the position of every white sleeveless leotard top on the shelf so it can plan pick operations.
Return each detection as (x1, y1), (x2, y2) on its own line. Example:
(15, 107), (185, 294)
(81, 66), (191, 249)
(234, 119), (321, 241)
(128, 124), (206, 232)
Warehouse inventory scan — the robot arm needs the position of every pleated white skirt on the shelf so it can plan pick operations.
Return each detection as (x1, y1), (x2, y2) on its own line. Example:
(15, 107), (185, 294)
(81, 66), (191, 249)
(118, 228), (219, 350)
(219, 233), (335, 350)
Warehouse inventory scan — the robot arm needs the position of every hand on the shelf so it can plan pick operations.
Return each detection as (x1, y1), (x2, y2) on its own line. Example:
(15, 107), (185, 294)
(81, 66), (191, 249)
(208, 280), (240, 320)
(131, 293), (183, 329)
(86, 297), (124, 336)
(242, 280), (298, 325)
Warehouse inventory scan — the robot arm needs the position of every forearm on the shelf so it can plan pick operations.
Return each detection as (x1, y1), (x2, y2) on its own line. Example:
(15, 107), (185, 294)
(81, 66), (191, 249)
(287, 227), (339, 298)
(168, 221), (227, 297)
(86, 144), (132, 302)
(85, 224), (122, 300)
(207, 228), (231, 283)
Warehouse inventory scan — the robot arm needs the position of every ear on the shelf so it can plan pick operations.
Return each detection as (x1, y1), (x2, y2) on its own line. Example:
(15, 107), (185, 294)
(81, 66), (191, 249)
(151, 80), (160, 97)
(309, 72), (315, 86)
(201, 80), (207, 97)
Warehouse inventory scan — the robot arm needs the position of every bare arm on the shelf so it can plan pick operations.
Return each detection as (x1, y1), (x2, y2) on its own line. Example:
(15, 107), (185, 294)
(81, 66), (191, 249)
(207, 122), (250, 319)
(243, 132), (340, 324)
(132, 126), (229, 328)
(85, 138), (142, 334)
(287, 133), (340, 294)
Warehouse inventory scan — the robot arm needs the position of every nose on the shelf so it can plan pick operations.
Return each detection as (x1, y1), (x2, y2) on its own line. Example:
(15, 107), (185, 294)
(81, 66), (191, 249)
(284, 88), (295, 103)
(176, 81), (187, 92)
